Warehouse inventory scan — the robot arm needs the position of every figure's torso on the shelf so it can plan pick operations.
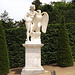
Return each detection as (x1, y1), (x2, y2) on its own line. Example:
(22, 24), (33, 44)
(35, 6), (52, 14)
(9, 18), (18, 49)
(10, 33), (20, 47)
(27, 11), (37, 19)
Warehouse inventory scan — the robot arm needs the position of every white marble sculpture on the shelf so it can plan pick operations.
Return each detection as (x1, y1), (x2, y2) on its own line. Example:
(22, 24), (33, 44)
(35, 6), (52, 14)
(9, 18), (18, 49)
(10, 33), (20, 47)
(21, 5), (49, 75)
(25, 5), (49, 44)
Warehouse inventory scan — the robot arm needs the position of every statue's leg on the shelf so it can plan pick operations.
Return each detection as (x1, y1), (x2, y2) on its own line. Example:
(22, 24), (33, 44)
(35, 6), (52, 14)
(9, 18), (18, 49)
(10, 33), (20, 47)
(27, 30), (29, 41)
(26, 21), (32, 41)
(31, 23), (33, 32)
(26, 22), (30, 41)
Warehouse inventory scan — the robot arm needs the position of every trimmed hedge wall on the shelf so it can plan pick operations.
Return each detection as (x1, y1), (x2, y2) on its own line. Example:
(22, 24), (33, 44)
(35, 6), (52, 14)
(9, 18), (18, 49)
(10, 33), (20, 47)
(5, 28), (26, 68)
(5, 23), (75, 68)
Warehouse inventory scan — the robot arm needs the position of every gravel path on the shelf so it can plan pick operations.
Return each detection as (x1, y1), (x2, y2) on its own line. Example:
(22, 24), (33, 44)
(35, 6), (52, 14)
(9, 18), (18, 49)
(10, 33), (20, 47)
(8, 62), (75, 75)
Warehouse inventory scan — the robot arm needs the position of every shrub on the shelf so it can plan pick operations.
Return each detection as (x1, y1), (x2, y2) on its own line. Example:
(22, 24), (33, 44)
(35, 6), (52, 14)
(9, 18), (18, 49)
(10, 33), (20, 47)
(0, 21), (10, 75)
(57, 16), (74, 67)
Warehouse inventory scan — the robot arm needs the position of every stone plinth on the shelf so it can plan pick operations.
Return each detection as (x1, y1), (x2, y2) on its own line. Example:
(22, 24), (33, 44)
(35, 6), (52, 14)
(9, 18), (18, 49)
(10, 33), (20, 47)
(21, 44), (44, 75)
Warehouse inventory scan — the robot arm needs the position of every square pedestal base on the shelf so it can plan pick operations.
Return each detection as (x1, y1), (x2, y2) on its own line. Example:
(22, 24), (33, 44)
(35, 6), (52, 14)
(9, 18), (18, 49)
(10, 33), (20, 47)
(21, 44), (44, 75)
(21, 66), (44, 75)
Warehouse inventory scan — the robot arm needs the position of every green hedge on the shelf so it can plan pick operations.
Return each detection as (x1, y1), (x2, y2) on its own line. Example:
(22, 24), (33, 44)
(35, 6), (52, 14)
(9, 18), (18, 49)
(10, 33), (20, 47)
(5, 23), (75, 68)
(41, 24), (59, 65)
(39, 4), (75, 24)
(5, 27), (26, 68)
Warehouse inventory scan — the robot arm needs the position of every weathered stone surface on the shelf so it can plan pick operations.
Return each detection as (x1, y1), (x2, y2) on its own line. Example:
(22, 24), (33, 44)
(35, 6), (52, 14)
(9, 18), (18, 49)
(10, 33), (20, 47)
(21, 44), (44, 75)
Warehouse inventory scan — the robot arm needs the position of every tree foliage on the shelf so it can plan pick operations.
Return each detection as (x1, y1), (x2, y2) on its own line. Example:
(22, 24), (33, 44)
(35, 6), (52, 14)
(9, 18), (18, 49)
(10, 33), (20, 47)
(72, 0), (75, 5)
(0, 10), (25, 29)
(0, 10), (14, 29)
(14, 19), (25, 28)
(32, 0), (42, 10)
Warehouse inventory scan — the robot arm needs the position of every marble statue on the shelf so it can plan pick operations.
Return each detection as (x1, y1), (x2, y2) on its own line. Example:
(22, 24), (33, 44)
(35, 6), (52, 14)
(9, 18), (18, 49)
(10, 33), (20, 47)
(21, 5), (49, 75)
(25, 5), (49, 44)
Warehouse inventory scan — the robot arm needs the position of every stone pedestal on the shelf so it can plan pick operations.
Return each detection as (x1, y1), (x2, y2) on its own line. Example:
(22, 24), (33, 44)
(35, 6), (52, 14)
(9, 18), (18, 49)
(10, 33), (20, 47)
(21, 44), (44, 75)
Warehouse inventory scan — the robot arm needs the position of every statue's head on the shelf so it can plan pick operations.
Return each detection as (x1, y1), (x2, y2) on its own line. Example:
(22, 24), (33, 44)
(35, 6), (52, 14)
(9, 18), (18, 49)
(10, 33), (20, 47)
(30, 5), (35, 11)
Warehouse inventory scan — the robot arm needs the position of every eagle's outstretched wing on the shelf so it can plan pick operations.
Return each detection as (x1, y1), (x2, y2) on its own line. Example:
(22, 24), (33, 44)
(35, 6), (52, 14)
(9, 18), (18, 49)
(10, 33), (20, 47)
(41, 12), (49, 33)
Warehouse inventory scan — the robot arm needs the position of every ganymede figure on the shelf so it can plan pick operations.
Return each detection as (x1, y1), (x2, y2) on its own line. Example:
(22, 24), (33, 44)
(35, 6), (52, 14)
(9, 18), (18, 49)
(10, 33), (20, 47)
(25, 5), (49, 44)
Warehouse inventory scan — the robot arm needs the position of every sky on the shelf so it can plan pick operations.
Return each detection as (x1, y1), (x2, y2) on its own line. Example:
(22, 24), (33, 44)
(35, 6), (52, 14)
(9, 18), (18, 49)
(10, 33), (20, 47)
(0, 0), (72, 21)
